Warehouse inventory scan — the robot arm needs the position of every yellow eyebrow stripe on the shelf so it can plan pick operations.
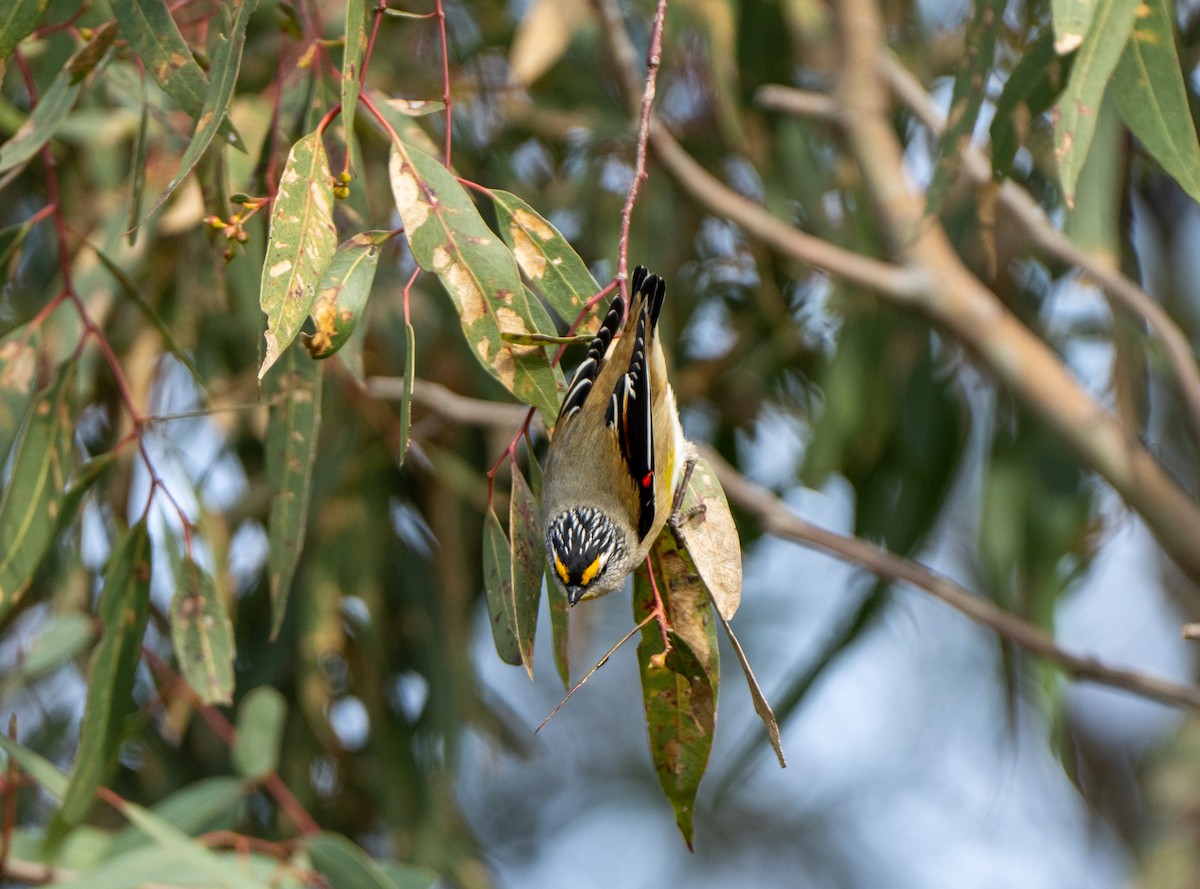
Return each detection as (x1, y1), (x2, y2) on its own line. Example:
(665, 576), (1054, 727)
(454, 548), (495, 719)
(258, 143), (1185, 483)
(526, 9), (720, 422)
(555, 553), (570, 584)
(580, 556), (601, 586)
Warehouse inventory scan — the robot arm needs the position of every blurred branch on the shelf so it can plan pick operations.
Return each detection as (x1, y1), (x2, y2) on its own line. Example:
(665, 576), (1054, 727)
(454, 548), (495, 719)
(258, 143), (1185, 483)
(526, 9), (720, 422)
(697, 445), (1200, 714)
(874, 55), (1200, 444)
(369, 373), (1200, 713)
(821, 0), (1200, 585)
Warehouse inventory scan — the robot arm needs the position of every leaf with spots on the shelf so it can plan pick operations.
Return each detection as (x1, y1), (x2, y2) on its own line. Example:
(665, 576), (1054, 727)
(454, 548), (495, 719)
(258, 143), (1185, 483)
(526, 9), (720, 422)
(0, 362), (75, 622)
(58, 519), (152, 829)
(305, 230), (390, 361)
(169, 552), (235, 706)
(634, 532), (719, 849)
(482, 505), (520, 666)
(112, 0), (243, 150)
(259, 130), (339, 379)
(135, 0), (258, 227)
(509, 462), (543, 678)
(925, 0), (1004, 215)
(1113, 0), (1200, 206)
(387, 140), (563, 421)
(489, 190), (603, 333)
(673, 454), (742, 621)
(0, 339), (37, 464)
(265, 343), (324, 639)
(1052, 0), (1140, 208)
(1052, 0), (1098, 54)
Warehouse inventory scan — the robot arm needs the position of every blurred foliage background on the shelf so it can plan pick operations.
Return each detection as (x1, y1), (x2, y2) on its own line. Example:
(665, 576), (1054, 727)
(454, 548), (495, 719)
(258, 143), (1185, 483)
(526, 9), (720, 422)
(2, 0), (1200, 886)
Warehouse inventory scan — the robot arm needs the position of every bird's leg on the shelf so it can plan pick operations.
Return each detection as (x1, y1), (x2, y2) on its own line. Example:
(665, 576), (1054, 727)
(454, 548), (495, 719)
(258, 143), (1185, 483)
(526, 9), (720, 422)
(643, 553), (673, 661)
(668, 454), (706, 541)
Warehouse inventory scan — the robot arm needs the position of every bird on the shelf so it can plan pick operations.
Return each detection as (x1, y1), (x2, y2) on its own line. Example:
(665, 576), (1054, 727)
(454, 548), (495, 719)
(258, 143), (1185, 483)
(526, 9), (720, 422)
(541, 266), (687, 606)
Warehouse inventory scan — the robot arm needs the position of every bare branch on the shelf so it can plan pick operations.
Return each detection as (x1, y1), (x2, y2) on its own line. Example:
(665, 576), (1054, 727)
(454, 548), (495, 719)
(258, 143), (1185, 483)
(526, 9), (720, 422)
(698, 444), (1200, 714)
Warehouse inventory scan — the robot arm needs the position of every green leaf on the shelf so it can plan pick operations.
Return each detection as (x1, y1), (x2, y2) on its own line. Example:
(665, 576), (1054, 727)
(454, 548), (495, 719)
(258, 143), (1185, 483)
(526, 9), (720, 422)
(265, 343), (323, 639)
(925, 0), (1005, 213)
(4, 611), (93, 686)
(0, 362), (75, 621)
(259, 130), (339, 378)
(107, 776), (246, 858)
(340, 0), (369, 151)
(1113, 0), (1200, 205)
(509, 462), (543, 678)
(482, 505), (520, 666)
(0, 65), (83, 175)
(232, 686), (287, 779)
(1053, 0), (1097, 54)
(398, 321), (415, 467)
(528, 450), (569, 689)
(387, 140), (563, 421)
(1053, 0), (1141, 208)
(306, 230), (390, 360)
(112, 0), (243, 149)
(136, 0), (258, 227)
(488, 189), (604, 331)
(126, 82), (149, 243)
(169, 553), (235, 706)
(59, 519), (152, 828)
(673, 455), (742, 621)
(0, 732), (69, 798)
(305, 831), (406, 889)
(0, 0), (50, 70)
(1066, 90), (1123, 259)
(634, 533), (719, 849)
(990, 29), (1072, 179)
(0, 338), (37, 463)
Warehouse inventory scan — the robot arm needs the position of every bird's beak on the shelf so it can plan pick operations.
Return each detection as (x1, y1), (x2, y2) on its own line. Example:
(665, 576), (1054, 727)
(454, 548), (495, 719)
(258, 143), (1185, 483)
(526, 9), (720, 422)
(566, 585), (586, 606)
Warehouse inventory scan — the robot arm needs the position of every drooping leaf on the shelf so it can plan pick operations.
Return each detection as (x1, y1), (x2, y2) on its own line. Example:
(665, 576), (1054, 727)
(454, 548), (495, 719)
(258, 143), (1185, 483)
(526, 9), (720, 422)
(0, 0), (50, 76)
(259, 130), (339, 378)
(305, 230), (390, 360)
(126, 80), (150, 242)
(0, 339), (37, 462)
(1066, 90), (1123, 260)
(925, 0), (1005, 213)
(990, 29), (1073, 180)
(1053, 0), (1098, 54)
(340, 0), (369, 153)
(106, 776), (246, 858)
(482, 505), (520, 665)
(306, 831), (437, 889)
(265, 343), (324, 639)
(112, 0), (243, 149)
(387, 140), (563, 421)
(509, 462), (543, 678)
(528, 450), (569, 688)
(489, 189), (603, 332)
(0, 362), (75, 621)
(169, 553), (235, 706)
(59, 519), (152, 828)
(711, 599), (787, 770)
(1052, 0), (1141, 207)
(232, 686), (288, 779)
(0, 64), (83, 176)
(3, 612), (93, 688)
(136, 0), (258, 226)
(398, 321), (415, 467)
(634, 534), (719, 848)
(1113, 0), (1200, 205)
(673, 453), (742, 621)
(0, 732), (68, 797)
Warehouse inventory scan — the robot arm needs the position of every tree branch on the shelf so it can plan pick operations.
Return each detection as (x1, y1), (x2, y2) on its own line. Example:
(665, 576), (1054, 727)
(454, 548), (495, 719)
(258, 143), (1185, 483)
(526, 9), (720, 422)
(366, 374), (1200, 713)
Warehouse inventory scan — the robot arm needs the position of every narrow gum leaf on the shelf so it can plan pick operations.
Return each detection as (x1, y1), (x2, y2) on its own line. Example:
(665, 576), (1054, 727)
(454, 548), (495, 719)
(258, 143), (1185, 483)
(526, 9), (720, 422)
(0, 339), (37, 461)
(635, 535), (719, 848)
(674, 454), (743, 620)
(135, 0), (258, 228)
(1113, 0), (1200, 205)
(527, 450), (570, 689)
(112, 0), (243, 149)
(306, 831), (413, 889)
(170, 554), (236, 706)
(989, 30), (1069, 180)
(259, 130), (339, 379)
(1052, 0), (1098, 54)
(0, 733), (69, 799)
(59, 519), (153, 828)
(482, 505), (520, 665)
(306, 230), (390, 360)
(0, 362), (75, 621)
(232, 686), (287, 778)
(0, 63), (83, 175)
(1052, 0), (1141, 207)
(398, 321), (415, 467)
(509, 463), (543, 678)
(489, 189), (603, 332)
(0, 0), (51, 65)
(340, 0), (368, 152)
(265, 344), (324, 639)
(387, 141), (563, 420)
(712, 605), (787, 769)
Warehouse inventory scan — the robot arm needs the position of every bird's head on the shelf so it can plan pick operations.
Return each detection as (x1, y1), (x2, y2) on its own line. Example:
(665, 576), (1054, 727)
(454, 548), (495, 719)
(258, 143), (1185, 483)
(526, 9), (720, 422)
(545, 507), (630, 605)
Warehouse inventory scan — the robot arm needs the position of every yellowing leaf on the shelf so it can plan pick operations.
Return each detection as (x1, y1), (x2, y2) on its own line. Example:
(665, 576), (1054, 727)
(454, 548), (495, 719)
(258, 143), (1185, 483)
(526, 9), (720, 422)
(259, 130), (339, 379)
(674, 454), (742, 620)
(169, 554), (235, 706)
(306, 230), (390, 360)
(387, 140), (563, 421)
